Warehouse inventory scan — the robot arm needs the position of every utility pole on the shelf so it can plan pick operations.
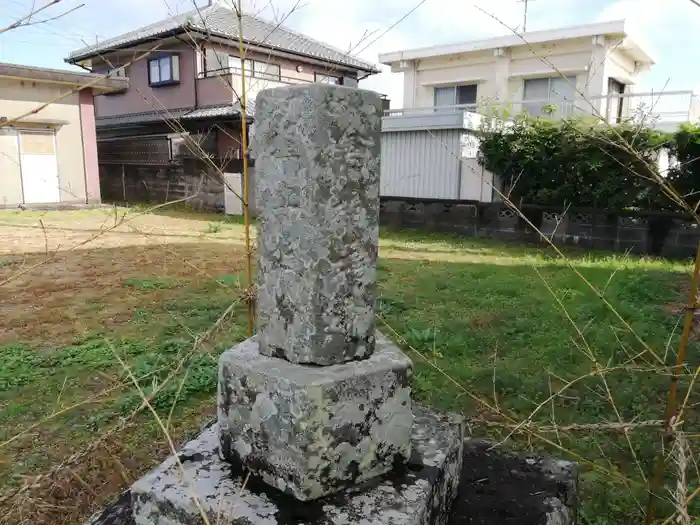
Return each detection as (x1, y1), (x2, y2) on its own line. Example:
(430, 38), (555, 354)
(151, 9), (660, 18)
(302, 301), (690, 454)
(517, 0), (535, 32)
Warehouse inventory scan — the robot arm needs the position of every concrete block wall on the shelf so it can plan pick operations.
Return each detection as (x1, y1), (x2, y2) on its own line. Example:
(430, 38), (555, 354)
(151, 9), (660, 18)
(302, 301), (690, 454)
(379, 198), (700, 258)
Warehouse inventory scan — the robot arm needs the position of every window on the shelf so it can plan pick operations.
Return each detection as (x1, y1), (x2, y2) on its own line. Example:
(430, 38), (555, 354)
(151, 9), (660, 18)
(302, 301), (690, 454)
(204, 48), (232, 75)
(252, 60), (281, 80)
(608, 78), (626, 123)
(522, 76), (576, 117)
(434, 84), (477, 108)
(148, 55), (180, 86)
(204, 51), (281, 81)
(315, 72), (341, 85)
(227, 56), (253, 76)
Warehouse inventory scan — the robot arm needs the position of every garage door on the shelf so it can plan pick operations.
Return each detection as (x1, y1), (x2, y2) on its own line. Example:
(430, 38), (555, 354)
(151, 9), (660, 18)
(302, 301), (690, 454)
(20, 130), (60, 204)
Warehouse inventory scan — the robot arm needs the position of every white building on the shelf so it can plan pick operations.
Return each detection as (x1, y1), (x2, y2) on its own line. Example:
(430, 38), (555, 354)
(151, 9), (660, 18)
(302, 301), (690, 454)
(376, 20), (697, 204)
(379, 20), (697, 127)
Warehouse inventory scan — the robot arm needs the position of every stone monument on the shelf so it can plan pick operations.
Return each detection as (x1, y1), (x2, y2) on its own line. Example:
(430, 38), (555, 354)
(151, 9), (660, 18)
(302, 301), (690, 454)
(127, 84), (466, 524)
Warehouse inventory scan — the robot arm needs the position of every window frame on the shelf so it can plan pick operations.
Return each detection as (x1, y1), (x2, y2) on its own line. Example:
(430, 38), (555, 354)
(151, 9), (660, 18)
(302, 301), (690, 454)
(205, 53), (281, 81)
(148, 54), (180, 87)
(434, 84), (478, 107)
(226, 56), (253, 77)
(315, 72), (342, 85)
(252, 60), (281, 81)
(522, 76), (577, 116)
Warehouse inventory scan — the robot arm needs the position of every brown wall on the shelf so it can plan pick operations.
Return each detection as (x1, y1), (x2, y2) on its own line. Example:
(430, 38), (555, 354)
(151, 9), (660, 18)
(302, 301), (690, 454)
(93, 39), (359, 118)
(94, 44), (197, 117)
(216, 125), (242, 160)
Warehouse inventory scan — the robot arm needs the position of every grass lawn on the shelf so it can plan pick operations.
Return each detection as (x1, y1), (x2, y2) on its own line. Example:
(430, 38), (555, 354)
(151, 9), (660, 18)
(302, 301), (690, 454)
(0, 208), (697, 525)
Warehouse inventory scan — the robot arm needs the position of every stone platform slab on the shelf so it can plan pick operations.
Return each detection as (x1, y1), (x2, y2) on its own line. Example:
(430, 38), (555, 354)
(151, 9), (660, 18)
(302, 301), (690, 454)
(130, 406), (464, 525)
(217, 330), (413, 501)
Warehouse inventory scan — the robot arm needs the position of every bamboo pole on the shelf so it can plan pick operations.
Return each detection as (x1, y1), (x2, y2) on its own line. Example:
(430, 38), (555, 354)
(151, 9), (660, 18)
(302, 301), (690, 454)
(644, 240), (700, 524)
(236, 0), (254, 337)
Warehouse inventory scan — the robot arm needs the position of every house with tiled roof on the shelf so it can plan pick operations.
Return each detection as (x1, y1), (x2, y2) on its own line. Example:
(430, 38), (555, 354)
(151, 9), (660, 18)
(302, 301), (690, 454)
(64, 1), (381, 207)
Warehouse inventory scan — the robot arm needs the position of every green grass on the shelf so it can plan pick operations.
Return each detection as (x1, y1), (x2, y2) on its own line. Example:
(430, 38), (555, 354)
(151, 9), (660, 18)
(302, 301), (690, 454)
(123, 277), (182, 291)
(0, 222), (697, 524)
(0, 290), (248, 476)
(379, 229), (698, 524)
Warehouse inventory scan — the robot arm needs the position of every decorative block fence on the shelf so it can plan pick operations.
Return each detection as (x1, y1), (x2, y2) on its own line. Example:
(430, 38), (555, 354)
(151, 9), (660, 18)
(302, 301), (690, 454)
(379, 197), (700, 258)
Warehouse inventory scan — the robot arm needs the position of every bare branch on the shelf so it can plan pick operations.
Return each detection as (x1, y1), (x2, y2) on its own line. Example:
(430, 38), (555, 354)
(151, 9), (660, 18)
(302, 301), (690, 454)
(0, 0), (85, 35)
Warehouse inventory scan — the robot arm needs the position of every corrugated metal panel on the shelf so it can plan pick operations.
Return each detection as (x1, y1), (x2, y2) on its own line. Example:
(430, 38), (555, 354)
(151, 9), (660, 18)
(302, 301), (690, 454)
(380, 129), (461, 199)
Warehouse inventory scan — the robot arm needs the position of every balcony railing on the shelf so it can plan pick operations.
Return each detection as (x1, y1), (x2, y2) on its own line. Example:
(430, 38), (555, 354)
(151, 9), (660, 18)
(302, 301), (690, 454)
(385, 90), (699, 130)
(384, 104), (478, 117)
(199, 66), (311, 84)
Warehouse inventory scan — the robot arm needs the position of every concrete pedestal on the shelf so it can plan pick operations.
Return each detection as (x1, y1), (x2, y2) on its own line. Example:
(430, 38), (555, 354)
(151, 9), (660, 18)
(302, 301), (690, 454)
(217, 331), (413, 501)
(130, 406), (463, 525)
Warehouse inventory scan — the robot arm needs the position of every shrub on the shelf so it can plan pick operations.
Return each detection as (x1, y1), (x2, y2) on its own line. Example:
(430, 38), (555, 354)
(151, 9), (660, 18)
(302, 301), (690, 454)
(667, 123), (700, 212)
(477, 115), (675, 211)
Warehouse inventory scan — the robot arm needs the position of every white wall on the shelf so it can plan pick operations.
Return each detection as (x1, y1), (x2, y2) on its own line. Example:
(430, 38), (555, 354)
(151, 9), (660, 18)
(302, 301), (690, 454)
(397, 34), (643, 113)
(0, 80), (87, 205)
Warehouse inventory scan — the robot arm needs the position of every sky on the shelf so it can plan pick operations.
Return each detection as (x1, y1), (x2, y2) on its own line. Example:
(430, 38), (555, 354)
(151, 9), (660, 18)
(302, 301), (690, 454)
(1, 0), (699, 107)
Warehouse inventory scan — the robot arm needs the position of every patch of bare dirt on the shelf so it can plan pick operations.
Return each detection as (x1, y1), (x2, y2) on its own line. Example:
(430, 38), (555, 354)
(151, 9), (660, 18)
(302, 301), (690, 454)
(0, 211), (248, 345)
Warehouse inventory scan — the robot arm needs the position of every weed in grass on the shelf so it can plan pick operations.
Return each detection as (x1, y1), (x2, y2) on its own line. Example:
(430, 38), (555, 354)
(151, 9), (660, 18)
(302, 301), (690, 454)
(205, 223), (222, 234)
(212, 273), (243, 288)
(123, 278), (180, 291)
(0, 294), (249, 487)
(377, 296), (408, 316)
(130, 308), (151, 324)
(223, 214), (247, 225)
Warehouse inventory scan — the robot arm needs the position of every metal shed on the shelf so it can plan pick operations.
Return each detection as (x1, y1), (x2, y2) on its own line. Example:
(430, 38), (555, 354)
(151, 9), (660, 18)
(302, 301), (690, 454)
(380, 109), (497, 202)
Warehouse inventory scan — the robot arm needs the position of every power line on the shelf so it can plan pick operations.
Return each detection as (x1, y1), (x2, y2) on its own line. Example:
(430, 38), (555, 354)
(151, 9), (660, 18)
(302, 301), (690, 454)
(354, 0), (429, 57)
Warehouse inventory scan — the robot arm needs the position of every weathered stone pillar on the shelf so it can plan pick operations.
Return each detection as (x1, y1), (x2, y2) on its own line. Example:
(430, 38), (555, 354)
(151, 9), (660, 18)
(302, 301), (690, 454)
(217, 84), (413, 501)
(253, 84), (380, 365)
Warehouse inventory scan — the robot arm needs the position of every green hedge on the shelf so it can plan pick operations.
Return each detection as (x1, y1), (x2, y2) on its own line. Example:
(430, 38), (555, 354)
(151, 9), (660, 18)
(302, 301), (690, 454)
(478, 117), (700, 213)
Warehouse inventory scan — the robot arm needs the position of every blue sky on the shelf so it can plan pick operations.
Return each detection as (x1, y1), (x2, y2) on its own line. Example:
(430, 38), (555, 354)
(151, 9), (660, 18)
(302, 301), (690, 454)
(1, 0), (699, 105)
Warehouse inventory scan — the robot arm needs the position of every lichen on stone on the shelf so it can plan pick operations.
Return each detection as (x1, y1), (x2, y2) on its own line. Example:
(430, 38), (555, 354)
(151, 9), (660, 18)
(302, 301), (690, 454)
(253, 84), (382, 366)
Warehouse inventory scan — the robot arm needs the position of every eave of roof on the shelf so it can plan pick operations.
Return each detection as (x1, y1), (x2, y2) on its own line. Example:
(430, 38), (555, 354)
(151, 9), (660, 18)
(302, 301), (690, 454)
(66, 5), (379, 74)
(378, 19), (655, 67)
(0, 62), (128, 94)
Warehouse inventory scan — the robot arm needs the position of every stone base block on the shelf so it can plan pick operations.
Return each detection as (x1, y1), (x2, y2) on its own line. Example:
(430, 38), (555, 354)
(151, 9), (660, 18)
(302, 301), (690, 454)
(131, 406), (464, 525)
(217, 330), (413, 501)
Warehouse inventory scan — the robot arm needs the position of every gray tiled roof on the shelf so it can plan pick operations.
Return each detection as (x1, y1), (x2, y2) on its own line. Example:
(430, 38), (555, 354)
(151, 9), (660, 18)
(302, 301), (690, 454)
(95, 107), (195, 127)
(67, 2), (378, 73)
(184, 103), (252, 119)
(95, 104), (248, 127)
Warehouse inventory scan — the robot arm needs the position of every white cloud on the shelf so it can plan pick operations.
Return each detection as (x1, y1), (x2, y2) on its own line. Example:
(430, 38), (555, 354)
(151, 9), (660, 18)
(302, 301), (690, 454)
(597, 0), (700, 91)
